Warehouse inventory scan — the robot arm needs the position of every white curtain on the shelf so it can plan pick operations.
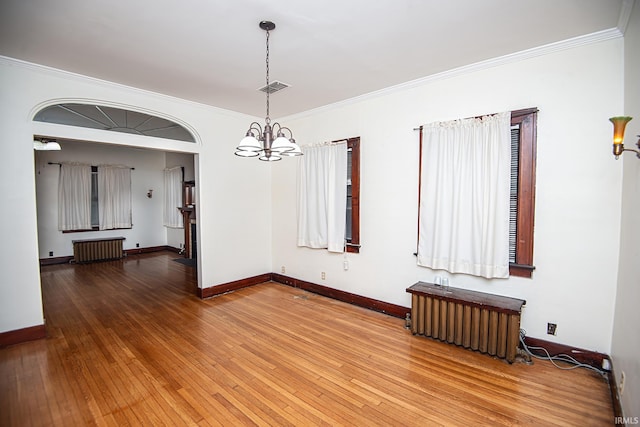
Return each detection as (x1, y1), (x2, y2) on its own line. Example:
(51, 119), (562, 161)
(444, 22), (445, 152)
(297, 143), (348, 253)
(417, 112), (511, 279)
(98, 165), (132, 230)
(163, 167), (183, 228)
(58, 162), (92, 231)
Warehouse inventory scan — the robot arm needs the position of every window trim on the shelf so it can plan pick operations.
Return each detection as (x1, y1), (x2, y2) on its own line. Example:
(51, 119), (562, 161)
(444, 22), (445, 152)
(340, 137), (360, 253)
(509, 108), (537, 278)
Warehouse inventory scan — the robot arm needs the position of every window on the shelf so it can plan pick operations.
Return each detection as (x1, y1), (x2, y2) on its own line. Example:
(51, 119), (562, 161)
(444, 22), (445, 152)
(90, 166), (99, 227)
(416, 109), (536, 278)
(418, 113), (512, 278)
(509, 108), (537, 278)
(163, 167), (184, 228)
(60, 163), (132, 232)
(345, 137), (360, 253)
(297, 138), (360, 253)
(34, 103), (196, 142)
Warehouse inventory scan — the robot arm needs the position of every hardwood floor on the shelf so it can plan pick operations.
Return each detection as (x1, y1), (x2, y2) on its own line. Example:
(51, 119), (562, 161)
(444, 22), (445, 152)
(1, 251), (613, 426)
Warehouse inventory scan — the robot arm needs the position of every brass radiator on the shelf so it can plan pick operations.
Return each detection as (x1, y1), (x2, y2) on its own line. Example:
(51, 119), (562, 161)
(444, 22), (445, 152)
(72, 237), (125, 263)
(407, 282), (525, 363)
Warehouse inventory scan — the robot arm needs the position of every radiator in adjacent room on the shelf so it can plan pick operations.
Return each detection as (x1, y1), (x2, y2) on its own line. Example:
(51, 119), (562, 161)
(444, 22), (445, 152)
(72, 237), (125, 263)
(406, 282), (526, 363)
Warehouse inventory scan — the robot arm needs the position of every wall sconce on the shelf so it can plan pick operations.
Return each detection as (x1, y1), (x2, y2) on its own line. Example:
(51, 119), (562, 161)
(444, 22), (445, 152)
(609, 116), (640, 159)
(147, 190), (153, 198)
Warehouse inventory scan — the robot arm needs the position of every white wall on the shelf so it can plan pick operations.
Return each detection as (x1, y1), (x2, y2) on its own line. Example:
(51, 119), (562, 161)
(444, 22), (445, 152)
(35, 141), (167, 258)
(611, 1), (640, 419)
(0, 57), (273, 334)
(272, 36), (624, 353)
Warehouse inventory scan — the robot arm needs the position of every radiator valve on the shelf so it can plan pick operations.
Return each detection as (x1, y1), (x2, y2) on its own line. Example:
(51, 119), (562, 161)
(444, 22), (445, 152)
(405, 313), (411, 329)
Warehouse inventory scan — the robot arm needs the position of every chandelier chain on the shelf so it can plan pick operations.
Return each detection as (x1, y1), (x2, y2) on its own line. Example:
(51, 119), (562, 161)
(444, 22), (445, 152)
(265, 29), (271, 125)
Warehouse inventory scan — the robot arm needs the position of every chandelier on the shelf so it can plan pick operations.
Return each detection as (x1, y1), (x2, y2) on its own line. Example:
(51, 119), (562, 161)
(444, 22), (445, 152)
(235, 21), (302, 161)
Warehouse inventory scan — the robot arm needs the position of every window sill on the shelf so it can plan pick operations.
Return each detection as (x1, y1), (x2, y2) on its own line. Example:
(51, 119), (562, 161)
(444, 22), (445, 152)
(510, 263), (535, 278)
(346, 243), (360, 254)
(63, 227), (132, 234)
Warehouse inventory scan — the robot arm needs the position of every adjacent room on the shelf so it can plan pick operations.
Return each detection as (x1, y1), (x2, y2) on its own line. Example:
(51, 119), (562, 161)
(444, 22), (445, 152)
(0, 1), (638, 425)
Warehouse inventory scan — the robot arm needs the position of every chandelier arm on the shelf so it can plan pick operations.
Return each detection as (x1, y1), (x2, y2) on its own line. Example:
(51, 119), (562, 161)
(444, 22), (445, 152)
(275, 125), (294, 139)
(246, 122), (264, 136)
(248, 122), (262, 139)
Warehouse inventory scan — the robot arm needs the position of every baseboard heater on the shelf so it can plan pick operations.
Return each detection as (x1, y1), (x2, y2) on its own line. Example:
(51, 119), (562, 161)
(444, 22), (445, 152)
(72, 237), (125, 263)
(406, 282), (525, 363)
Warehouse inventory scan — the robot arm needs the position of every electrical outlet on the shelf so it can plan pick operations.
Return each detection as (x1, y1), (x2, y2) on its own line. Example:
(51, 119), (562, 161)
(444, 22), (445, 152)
(136, 243), (140, 248)
(619, 371), (626, 395)
(281, 266), (286, 274)
(547, 323), (557, 335)
(49, 251), (53, 257)
(321, 272), (326, 280)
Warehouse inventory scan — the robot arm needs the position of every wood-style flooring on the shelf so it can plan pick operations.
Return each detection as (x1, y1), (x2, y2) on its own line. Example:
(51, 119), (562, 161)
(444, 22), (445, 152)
(1, 251), (613, 426)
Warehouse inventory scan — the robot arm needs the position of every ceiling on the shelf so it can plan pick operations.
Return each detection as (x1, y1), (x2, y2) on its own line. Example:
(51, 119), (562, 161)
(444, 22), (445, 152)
(0, 0), (628, 118)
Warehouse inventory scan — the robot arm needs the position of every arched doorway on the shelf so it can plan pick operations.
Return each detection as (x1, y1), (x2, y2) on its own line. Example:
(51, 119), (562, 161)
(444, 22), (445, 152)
(32, 101), (201, 290)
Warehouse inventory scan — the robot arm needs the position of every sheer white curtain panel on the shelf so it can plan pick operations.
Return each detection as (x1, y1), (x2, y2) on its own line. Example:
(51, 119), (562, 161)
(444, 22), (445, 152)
(297, 143), (348, 253)
(163, 167), (183, 228)
(58, 162), (92, 231)
(417, 112), (512, 279)
(98, 165), (132, 230)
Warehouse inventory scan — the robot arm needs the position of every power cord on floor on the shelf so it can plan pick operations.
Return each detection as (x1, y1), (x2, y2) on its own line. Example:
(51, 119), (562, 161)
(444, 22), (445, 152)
(519, 329), (606, 376)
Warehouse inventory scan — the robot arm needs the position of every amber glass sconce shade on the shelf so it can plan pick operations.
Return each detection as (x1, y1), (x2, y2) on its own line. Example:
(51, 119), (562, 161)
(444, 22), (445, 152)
(609, 116), (639, 159)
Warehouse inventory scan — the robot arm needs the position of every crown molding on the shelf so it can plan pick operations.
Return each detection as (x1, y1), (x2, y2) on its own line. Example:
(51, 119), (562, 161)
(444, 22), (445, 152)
(0, 55), (255, 120)
(282, 28), (623, 122)
(618, 0), (635, 34)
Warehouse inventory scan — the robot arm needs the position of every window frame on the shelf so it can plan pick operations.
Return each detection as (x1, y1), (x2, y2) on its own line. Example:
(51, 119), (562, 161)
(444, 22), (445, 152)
(340, 137), (360, 253)
(90, 166), (99, 229)
(509, 108), (537, 278)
